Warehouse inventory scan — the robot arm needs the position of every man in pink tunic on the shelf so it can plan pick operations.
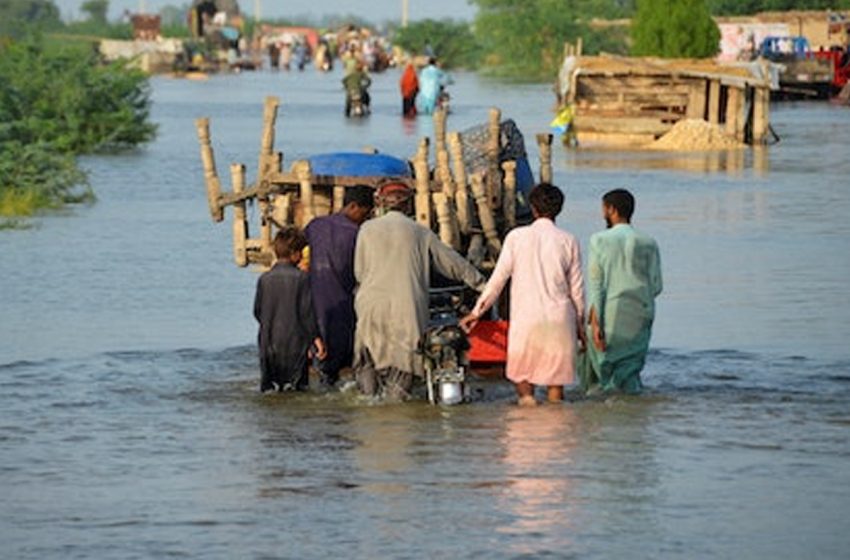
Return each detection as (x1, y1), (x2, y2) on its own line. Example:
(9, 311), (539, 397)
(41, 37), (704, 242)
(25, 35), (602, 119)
(461, 184), (585, 405)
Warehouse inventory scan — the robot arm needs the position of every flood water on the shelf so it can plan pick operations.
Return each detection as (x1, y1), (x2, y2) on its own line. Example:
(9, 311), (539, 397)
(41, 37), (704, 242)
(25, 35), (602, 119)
(2, 68), (849, 558)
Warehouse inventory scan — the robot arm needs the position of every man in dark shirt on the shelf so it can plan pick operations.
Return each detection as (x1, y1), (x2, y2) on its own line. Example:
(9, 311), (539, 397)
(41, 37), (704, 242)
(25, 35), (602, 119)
(305, 185), (374, 386)
(254, 228), (326, 392)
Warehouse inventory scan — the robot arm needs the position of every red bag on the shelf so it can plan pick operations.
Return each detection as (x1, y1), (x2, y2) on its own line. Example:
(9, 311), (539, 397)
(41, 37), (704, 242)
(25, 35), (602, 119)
(467, 320), (508, 364)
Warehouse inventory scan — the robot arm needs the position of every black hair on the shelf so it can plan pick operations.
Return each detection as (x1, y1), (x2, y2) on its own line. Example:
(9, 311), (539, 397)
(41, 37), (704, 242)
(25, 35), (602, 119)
(343, 184), (375, 209)
(528, 183), (564, 219)
(273, 227), (307, 260)
(602, 189), (635, 220)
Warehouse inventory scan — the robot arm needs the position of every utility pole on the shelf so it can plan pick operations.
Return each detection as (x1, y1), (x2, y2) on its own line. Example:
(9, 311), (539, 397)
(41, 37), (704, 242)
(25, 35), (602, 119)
(255, 0), (262, 22)
(402, 0), (409, 28)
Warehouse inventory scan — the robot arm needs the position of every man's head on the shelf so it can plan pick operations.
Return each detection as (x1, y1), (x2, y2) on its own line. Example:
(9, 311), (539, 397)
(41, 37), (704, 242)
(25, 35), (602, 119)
(428, 57), (437, 66)
(375, 179), (414, 216)
(273, 227), (308, 264)
(528, 183), (565, 220)
(342, 184), (375, 225)
(602, 188), (634, 228)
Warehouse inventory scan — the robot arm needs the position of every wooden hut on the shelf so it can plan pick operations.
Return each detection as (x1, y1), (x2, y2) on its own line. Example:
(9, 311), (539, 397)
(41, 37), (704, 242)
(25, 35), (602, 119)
(561, 54), (775, 147)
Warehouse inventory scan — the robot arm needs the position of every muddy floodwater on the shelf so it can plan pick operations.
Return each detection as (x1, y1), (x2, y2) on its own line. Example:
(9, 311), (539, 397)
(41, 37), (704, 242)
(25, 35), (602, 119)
(2, 69), (849, 558)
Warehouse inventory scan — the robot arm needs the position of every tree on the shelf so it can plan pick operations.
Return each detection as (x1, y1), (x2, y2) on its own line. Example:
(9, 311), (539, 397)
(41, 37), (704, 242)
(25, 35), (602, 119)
(470, 0), (634, 80)
(631, 0), (720, 58)
(0, 0), (61, 39)
(81, 0), (109, 25)
(393, 19), (482, 69)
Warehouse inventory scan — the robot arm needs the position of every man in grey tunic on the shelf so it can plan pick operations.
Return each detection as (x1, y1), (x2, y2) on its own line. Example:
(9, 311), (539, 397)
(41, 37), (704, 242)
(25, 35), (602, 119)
(353, 182), (486, 400)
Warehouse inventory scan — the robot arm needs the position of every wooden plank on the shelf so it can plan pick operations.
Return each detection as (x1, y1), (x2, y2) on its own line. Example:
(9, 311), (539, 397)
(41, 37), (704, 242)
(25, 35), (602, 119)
(708, 80), (721, 125)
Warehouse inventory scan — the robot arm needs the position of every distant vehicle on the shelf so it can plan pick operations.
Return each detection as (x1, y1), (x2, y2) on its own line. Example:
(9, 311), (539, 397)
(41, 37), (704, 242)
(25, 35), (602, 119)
(813, 46), (850, 93)
(758, 36), (834, 99)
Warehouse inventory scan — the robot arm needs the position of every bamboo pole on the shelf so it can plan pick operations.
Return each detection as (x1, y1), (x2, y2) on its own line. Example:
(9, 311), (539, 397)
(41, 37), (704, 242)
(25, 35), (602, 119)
(470, 173), (501, 256)
(501, 160), (517, 230)
(447, 132), (470, 234)
(229, 163), (249, 267)
(535, 133), (553, 184)
(333, 185), (345, 212)
(486, 107), (502, 209)
(258, 96), (280, 183)
(195, 117), (224, 222)
(295, 160), (315, 226)
(413, 138), (431, 227)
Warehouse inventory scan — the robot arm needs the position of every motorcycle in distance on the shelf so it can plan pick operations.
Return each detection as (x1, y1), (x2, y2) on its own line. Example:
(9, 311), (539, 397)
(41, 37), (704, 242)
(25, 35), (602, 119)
(343, 65), (372, 118)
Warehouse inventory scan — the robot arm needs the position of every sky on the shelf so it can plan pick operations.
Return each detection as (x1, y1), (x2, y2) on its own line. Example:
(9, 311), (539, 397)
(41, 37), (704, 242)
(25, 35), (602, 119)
(53, 0), (477, 24)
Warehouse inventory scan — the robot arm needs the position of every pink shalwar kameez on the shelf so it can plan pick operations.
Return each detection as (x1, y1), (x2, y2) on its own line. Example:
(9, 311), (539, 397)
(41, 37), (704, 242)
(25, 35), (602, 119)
(471, 218), (585, 386)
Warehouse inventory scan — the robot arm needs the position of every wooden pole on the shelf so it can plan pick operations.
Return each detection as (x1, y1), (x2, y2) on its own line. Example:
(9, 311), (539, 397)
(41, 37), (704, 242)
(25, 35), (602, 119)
(687, 83), (707, 120)
(229, 163), (249, 267)
(535, 133), (553, 184)
(433, 108), (448, 157)
(333, 185), (346, 212)
(436, 149), (455, 198)
(272, 193), (291, 229)
(195, 117), (224, 222)
(295, 160), (315, 226)
(708, 80), (721, 125)
(470, 172), (502, 256)
(752, 86), (770, 145)
(486, 107), (502, 209)
(447, 132), (470, 234)
(501, 160), (517, 230)
(726, 87), (743, 141)
(413, 138), (431, 228)
(258, 96), (280, 183)
(432, 192), (455, 248)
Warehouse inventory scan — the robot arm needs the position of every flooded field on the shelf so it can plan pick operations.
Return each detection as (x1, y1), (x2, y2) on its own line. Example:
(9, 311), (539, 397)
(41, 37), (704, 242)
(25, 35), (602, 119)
(1, 69), (849, 558)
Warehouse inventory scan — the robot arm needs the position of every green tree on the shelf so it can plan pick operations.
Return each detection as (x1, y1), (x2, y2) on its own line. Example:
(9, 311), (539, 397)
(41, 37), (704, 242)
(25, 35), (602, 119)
(81, 0), (109, 25)
(393, 19), (482, 69)
(707, 0), (850, 15)
(0, 0), (61, 39)
(471, 0), (634, 80)
(631, 0), (720, 58)
(0, 36), (156, 221)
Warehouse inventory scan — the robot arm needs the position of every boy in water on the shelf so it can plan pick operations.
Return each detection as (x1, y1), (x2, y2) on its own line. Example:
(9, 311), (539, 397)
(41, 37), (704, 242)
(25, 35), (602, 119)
(253, 228), (326, 392)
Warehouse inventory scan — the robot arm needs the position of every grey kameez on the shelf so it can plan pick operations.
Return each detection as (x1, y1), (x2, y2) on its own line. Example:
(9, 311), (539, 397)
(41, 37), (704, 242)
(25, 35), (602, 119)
(353, 211), (486, 382)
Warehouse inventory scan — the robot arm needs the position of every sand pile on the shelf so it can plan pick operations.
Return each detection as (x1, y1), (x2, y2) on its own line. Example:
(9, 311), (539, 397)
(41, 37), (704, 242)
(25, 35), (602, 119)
(650, 119), (744, 151)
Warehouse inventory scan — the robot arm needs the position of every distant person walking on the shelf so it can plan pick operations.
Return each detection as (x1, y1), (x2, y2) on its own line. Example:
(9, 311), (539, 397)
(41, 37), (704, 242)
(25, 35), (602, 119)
(416, 57), (451, 115)
(400, 62), (419, 118)
(580, 189), (662, 395)
(461, 184), (585, 406)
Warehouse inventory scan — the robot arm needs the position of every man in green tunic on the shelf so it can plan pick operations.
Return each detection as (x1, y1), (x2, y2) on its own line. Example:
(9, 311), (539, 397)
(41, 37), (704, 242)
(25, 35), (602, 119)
(580, 189), (663, 395)
(353, 182), (486, 401)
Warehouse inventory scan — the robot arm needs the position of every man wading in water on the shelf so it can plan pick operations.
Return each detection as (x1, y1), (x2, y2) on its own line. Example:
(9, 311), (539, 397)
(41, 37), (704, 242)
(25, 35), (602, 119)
(579, 189), (662, 395)
(304, 185), (374, 387)
(352, 181), (486, 401)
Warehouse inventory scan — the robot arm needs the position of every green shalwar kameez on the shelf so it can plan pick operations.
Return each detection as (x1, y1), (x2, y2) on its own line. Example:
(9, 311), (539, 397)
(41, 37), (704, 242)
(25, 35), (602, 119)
(580, 223), (662, 394)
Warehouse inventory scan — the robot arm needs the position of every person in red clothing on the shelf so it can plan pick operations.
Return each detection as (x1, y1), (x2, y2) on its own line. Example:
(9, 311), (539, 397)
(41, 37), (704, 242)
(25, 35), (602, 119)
(399, 62), (419, 118)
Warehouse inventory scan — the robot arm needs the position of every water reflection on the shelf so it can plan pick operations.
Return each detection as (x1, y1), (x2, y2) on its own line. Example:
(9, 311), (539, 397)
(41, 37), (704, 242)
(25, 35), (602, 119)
(560, 146), (769, 176)
(496, 405), (579, 554)
(350, 405), (418, 494)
